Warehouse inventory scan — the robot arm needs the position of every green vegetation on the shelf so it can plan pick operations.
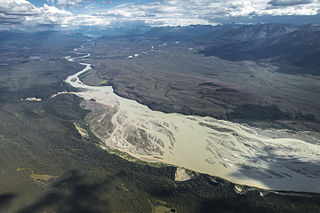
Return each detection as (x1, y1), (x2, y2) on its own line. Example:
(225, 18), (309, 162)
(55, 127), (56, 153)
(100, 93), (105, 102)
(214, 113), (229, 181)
(0, 30), (320, 212)
(227, 104), (290, 120)
(101, 145), (166, 168)
(3, 93), (320, 213)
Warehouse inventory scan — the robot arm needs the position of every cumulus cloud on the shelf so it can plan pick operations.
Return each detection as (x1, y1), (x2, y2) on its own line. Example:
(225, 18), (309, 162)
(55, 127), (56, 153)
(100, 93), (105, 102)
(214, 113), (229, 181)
(268, 0), (315, 7)
(55, 0), (84, 8)
(0, 0), (36, 15)
(25, 4), (72, 26)
(95, 0), (320, 26)
(0, 0), (70, 28)
(0, 0), (36, 28)
(0, 0), (319, 29)
(99, 1), (217, 26)
(0, 0), (110, 29)
(46, 0), (85, 8)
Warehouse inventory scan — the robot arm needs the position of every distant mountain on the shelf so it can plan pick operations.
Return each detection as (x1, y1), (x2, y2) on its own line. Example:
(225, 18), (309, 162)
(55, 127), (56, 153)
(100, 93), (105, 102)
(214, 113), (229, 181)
(0, 30), (89, 54)
(212, 23), (298, 41)
(0, 30), (86, 41)
(94, 23), (320, 75)
(142, 25), (215, 40)
(3, 23), (319, 75)
(195, 23), (320, 75)
(129, 23), (301, 41)
(85, 25), (152, 39)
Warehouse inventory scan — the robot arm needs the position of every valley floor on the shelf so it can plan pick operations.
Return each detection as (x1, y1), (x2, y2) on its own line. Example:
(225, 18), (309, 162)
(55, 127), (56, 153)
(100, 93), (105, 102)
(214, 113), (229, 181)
(67, 53), (320, 193)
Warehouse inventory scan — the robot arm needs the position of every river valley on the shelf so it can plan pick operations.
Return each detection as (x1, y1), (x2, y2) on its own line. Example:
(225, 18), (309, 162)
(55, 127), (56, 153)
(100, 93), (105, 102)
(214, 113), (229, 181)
(65, 53), (320, 193)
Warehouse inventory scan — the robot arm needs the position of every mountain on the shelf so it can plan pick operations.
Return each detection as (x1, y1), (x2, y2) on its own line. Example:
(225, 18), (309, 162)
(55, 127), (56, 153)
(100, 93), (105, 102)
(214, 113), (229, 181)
(0, 30), (89, 54)
(95, 23), (320, 75)
(196, 23), (320, 75)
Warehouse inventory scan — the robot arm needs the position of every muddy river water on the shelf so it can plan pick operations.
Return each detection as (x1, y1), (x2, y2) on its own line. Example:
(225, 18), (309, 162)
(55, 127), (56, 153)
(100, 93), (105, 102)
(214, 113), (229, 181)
(65, 53), (320, 193)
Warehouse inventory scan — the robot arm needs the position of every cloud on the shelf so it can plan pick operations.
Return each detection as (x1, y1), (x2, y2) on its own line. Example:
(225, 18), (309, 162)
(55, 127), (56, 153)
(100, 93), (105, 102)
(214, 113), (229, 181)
(0, 0), (36, 15)
(0, 0), (37, 29)
(97, 1), (217, 26)
(268, 0), (314, 7)
(0, 0), (73, 29)
(0, 0), (109, 30)
(24, 4), (72, 26)
(94, 0), (320, 26)
(0, 0), (320, 30)
(46, 0), (85, 8)
(55, 0), (84, 8)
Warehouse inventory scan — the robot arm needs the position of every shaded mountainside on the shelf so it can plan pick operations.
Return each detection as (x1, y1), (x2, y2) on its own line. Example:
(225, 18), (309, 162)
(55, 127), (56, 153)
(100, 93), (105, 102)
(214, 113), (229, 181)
(95, 23), (320, 76)
(113, 23), (320, 75)
(198, 24), (320, 75)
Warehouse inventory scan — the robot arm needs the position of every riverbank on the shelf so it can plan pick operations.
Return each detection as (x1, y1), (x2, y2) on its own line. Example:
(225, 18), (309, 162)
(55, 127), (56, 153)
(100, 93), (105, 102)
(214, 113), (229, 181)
(64, 53), (320, 193)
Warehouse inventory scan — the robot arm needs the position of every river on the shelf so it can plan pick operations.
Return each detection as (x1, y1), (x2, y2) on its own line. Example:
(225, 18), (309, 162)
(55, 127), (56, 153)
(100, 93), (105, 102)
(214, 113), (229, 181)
(65, 53), (320, 193)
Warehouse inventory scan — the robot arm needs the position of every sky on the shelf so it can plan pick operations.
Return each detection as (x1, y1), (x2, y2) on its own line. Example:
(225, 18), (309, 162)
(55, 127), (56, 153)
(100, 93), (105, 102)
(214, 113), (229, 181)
(0, 0), (319, 30)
